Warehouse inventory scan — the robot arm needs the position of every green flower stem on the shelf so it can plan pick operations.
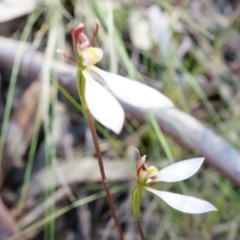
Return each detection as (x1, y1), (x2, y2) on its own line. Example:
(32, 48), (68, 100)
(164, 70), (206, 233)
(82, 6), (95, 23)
(132, 186), (145, 240)
(132, 186), (142, 220)
(76, 68), (124, 240)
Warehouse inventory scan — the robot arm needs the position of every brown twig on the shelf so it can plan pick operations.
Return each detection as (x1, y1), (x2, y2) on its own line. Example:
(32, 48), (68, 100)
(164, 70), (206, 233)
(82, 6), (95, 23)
(0, 36), (240, 187)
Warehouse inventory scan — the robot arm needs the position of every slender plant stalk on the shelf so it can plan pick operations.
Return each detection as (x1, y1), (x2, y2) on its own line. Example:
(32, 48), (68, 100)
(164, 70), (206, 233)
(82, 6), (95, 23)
(85, 110), (124, 239)
(132, 186), (146, 240)
(76, 70), (124, 240)
(136, 219), (145, 240)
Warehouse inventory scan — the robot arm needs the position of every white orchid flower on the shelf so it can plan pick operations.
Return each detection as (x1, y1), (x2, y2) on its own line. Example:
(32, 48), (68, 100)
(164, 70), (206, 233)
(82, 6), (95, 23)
(132, 150), (217, 217)
(59, 23), (174, 134)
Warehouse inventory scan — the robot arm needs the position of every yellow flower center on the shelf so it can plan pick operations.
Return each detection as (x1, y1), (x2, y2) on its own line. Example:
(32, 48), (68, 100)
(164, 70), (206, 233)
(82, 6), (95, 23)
(81, 47), (103, 66)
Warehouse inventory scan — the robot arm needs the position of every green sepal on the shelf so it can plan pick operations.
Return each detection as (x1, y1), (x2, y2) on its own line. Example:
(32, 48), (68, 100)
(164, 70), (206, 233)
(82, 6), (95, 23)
(132, 185), (142, 220)
(76, 67), (88, 111)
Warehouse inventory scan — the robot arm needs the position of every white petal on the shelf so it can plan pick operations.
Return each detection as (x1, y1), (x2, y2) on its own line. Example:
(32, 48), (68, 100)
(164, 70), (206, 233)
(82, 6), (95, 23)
(90, 66), (174, 108)
(145, 188), (217, 214)
(158, 158), (204, 183)
(84, 72), (125, 134)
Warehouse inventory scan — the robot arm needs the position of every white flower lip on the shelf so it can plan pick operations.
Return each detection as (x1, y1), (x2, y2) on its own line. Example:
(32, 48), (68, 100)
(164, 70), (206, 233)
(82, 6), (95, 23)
(83, 71), (124, 134)
(84, 66), (174, 134)
(144, 158), (217, 214)
(91, 66), (174, 109)
(157, 157), (205, 183)
(145, 188), (217, 214)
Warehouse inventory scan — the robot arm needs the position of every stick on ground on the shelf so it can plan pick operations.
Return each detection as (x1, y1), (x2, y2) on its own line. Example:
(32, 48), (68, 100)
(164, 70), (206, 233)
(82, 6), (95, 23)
(0, 36), (239, 186)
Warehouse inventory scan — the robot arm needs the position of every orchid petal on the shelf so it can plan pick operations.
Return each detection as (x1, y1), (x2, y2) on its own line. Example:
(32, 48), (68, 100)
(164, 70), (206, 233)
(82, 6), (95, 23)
(145, 188), (217, 214)
(90, 66), (174, 108)
(84, 72), (125, 134)
(157, 158), (204, 183)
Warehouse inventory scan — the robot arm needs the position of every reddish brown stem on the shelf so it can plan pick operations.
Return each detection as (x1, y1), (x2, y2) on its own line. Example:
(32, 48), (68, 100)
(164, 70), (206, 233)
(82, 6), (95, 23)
(84, 109), (124, 240)
(136, 219), (145, 240)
